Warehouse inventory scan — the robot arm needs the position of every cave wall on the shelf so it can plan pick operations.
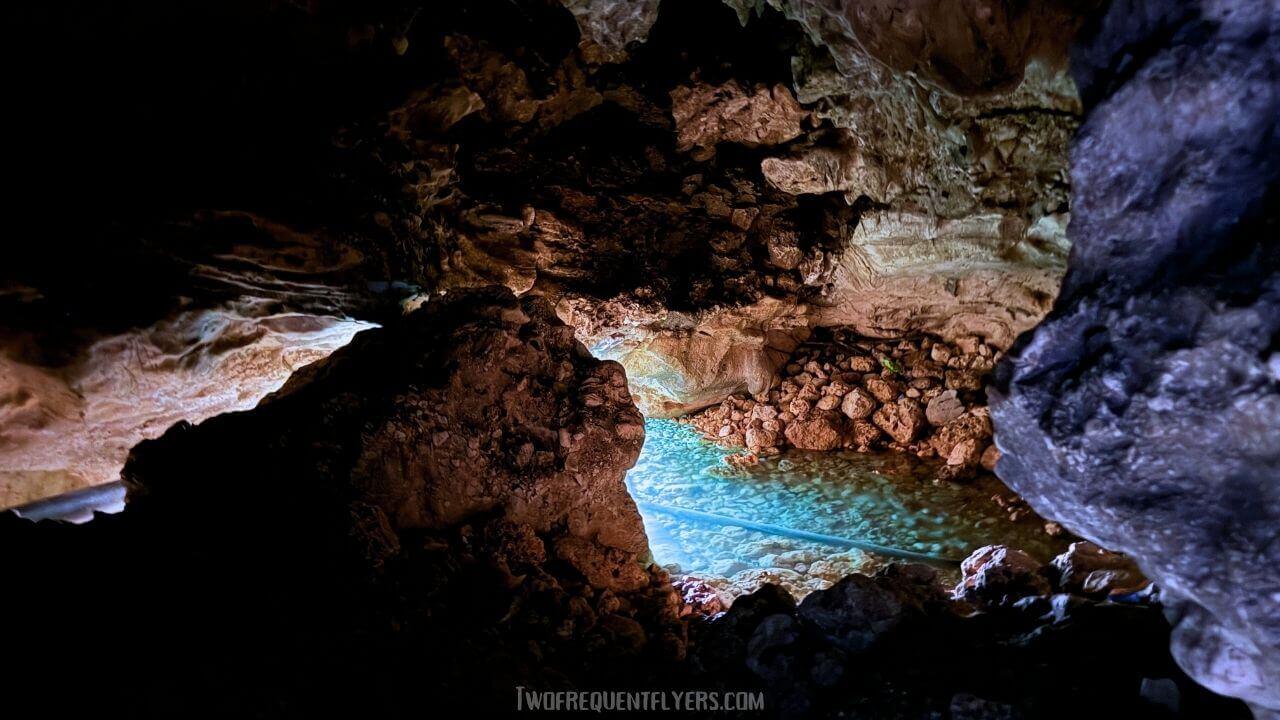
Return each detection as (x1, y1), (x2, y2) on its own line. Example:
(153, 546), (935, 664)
(990, 0), (1280, 714)
(538, 0), (1087, 415)
(1, 287), (685, 715)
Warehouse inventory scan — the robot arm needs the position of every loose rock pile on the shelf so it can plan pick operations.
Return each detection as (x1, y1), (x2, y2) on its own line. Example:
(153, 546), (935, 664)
(682, 551), (1245, 720)
(686, 330), (1001, 481)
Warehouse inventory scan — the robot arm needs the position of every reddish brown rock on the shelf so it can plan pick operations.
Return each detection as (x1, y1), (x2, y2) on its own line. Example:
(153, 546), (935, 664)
(1052, 542), (1149, 598)
(784, 411), (849, 451)
(840, 387), (877, 420)
(850, 421), (883, 451)
(946, 438), (983, 467)
(931, 413), (993, 464)
(945, 369), (984, 392)
(745, 426), (780, 452)
(864, 375), (902, 403)
(952, 545), (1051, 609)
(980, 444), (1001, 471)
(671, 81), (807, 161)
(554, 535), (649, 592)
(872, 398), (926, 444)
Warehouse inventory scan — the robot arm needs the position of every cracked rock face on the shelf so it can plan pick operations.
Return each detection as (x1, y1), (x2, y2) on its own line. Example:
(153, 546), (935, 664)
(990, 0), (1280, 714)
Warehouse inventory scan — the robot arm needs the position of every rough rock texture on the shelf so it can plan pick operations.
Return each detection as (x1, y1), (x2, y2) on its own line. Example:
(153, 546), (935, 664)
(990, 0), (1280, 714)
(687, 329), (1002, 483)
(952, 544), (1052, 610)
(671, 80), (808, 160)
(560, 0), (663, 62)
(3, 0), (1090, 504)
(2, 287), (684, 716)
(124, 287), (649, 556)
(376, 0), (1084, 416)
(688, 562), (1246, 719)
(560, 295), (810, 417)
(0, 304), (369, 507)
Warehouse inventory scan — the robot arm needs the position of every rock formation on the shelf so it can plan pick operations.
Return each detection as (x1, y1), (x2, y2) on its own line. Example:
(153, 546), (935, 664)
(2, 287), (684, 715)
(686, 329), (1001, 482)
(990, 0), (1280, 715)
(3, 0), (1273, 716)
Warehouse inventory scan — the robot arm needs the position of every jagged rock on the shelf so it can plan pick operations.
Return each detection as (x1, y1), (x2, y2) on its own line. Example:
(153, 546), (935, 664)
(1052, 541), (1148, 598)
(674, 576), (728, 618)
(561, 296), (809, 417)
(863, 375), (902, 403)
(559, 0), (662, 62)
(761, 131), (891, 202)
(840, 387), (876, 419)
(122, 287), (649, 560)
(798, 564), (947, 655)
(926, 390), (966, 426)
(931, 413), (993, 465)
(990, 0), (1280, 712)
(672, 81), (807, 161)
(0, 302), (370, 507)
(783, 411), (848, 451)
(872, 397), (926, 445)
(953, 545), (1051, 609)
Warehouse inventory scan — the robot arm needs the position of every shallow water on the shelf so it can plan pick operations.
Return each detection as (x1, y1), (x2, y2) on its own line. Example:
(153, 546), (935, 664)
(626, 418), (1068, 596)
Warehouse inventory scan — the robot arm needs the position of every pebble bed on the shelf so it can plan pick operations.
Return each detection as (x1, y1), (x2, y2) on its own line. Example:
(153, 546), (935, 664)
(628, 418), (1068, 601)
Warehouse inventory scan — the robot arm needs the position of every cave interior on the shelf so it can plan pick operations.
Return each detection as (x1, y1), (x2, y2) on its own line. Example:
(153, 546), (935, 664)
(2, 0), (1277, 718)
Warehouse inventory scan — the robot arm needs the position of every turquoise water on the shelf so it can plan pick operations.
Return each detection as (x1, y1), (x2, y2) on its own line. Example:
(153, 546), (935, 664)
(626, 419), (1066, 594)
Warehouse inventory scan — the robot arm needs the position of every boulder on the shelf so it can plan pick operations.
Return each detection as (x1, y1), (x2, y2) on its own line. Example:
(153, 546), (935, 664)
(671, 80), (807, 160)
(840, 387), (877, 419)
(784, 411), (849, 451)
(952, 545), (1051, 609)
(926, 390), (966, 426)
(1051, 541), (1148, 598)
(872, 398), (926, 444)
(990, 0), (1280, 711)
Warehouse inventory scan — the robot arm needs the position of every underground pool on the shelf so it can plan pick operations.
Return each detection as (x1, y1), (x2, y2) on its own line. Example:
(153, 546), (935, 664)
(626, 418), (1070, 599)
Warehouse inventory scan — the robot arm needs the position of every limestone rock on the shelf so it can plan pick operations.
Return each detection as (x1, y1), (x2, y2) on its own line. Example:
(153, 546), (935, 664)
(840, 387), (876, 420)
(0, 303), (370, 508)
(559, 0), (661, 62)
(672, 81), (807, 160)
(926, 390), (965, 426)
(561, 295), (809, 417)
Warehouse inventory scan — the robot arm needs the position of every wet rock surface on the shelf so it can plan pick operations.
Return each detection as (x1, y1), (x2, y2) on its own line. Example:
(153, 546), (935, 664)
(990, 0), (1280, 714)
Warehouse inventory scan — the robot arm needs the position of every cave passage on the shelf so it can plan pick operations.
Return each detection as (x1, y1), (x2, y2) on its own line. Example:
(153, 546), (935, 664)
(627, 418), (1069, 598)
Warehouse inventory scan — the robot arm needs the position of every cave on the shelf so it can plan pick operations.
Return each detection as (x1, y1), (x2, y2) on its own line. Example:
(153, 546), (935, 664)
(2, 0), (1276, 718)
